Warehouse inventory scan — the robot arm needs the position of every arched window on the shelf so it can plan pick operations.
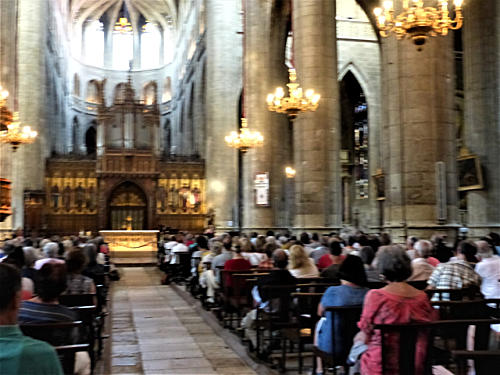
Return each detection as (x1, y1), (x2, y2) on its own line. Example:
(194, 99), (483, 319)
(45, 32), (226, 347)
(84, 20), (104, 66)
(114, 83), (127, 104)
(162, 77), (172, 102)
(113, 31), (133, 70)
(85, 125), (97, 156)
(72, 117), (79, 153)
(141, 22), (161, 69)
(143, 82), (157, 105)
(73, 74), (80, 97)
(164, 119), (171, 157)
(86, 80), (100, 103)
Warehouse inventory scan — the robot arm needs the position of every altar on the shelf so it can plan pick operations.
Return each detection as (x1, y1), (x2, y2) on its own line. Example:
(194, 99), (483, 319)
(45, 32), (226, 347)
(100, 230), (159, 264)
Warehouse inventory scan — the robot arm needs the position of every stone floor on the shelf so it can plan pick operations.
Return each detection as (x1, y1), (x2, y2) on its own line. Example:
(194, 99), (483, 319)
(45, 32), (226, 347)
(109, 267), (258, 375)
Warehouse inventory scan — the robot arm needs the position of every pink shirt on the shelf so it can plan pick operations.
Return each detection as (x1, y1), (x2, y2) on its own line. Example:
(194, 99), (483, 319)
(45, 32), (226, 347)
(358, 288), (437, 375)
(426, 257), (440, 267)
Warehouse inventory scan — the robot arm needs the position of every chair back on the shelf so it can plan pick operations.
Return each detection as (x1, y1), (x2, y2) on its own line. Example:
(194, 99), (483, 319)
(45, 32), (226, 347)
(59, 294), (96, 307)
(20, 321), (83, 346)
(407, 280), (429, 290)
(259, 284), (298, 321)
(324, 305), (363, 364)
(55, 344), (90, 375)
(425, 286), (481, 301)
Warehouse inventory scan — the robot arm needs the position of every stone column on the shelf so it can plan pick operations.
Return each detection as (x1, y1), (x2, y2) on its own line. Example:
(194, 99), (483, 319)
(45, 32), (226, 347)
(14, 0), (48, 228)
(463, 0), (500, 237)
(204, 0), (241, 230)
(381, 31), (458, 242)
(243, 0), (290, 232)
(292, 0), (341, 231)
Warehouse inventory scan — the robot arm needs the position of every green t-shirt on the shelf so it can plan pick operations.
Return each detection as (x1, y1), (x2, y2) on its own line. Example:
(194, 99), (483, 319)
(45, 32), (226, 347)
(0, 325), (63, 375)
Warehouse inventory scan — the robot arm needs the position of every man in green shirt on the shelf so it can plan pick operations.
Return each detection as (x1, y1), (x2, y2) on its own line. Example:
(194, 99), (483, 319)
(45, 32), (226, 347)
(0, 263), (63, 375)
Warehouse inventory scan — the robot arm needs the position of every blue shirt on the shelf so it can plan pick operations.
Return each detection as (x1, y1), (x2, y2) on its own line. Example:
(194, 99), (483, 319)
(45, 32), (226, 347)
(317, 284), (368, 355)
(0, 325), (63, 375)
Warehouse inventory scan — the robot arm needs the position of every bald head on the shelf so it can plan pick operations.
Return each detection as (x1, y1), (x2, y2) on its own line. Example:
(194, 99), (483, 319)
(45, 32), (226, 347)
(476, 240), (494, 259)
(272, 249), (288, 269)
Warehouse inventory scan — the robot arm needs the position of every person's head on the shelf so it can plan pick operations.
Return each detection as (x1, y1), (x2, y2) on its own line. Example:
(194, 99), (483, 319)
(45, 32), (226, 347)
(457, 240), (478, 263)
(0, 263), (22, 323)
(377, 245), (412, 282)
(475, 240), (494, 260)
(312, 233), (320, 242)
(320, 235), (329, 247)
(359, 246), (375, 266)
(488, 232), (500, 246)
(272, 249), (288, 269)
(84, 243), (98, 264)
(329, 240), (342, 256)
(380, 232), (392, 246)
(414, 240), (433, 259)
(175, 234), (184, 243)
(263, 242), (277, 259)
(300, 232), (310, 245)
(338, 255), (367, 286)
(255, 235), (266, 251)
(3, 247), (25, 269)
(22, 247), (38, 268)
(35, 262), (67, 302)
(406, 236), (419, 250)
(42, 241), (59, 258)
(196, 235), (208, 250)
(347, 236), (357, 247)
(239, 237), (254, 252)
(288, 245), (309, 269)
(209, 241), (223, 255)
(250, 232), (258, 239)
(65, 249), (89, 274)
(266, 230), (275, 237)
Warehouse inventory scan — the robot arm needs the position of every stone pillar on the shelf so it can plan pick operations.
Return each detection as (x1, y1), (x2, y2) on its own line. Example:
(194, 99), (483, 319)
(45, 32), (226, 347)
(133, 30), (141, 69)
(381, 32), (458, 242)
(463, 0), (500, 237)
(204, 0), (241, 230)
(243, 0), (290, 232)
(14, 0), (48, 228)
(103, 24), (113, 69)
(292, 0), (341, 231)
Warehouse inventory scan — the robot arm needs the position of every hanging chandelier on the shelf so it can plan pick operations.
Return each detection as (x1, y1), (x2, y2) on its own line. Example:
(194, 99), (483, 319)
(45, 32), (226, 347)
(267, 68), (320, 119)
(114, 17), (133, 34)
(374, 0), (464, 48)
(225, 118), (264, 153)
(285, 166), (296, 178)
(0, 112), (37, 151)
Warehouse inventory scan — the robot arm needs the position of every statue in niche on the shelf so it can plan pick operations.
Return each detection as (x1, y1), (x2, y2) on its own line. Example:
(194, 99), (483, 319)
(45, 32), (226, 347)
(86, 185), (96, 211)
(191, 186), (201, 212)
(157, 185), (166, 212)
(51, 185), (60, 210)
(179, 186), (190, 212)
(75, 183), (85, 211)
(169, 185), (178, 212)
(63, 185), (72, 212)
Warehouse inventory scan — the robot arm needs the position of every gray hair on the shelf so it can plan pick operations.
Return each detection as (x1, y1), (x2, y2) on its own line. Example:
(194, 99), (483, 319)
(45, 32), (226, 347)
(377, 245), (412, 282)
(210, 241), (223, 255)
(414, 240), (433, 258)
(22, 247), (39, 267)
(42, 242), (59, 258)
(476, 240), (494, 259)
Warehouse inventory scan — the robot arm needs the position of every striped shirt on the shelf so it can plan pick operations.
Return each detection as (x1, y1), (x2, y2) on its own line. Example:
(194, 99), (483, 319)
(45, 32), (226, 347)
(18, 301), (76, 324)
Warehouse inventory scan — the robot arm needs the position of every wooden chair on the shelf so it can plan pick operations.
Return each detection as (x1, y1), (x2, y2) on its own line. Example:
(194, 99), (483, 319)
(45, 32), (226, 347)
(312, 305), (363, 375)
(425, 286), (482, 301)
(296, 282), (339, 293)
(69, 305), (97, 371)
(280, 292), (323, 373)
(59, 294), (96, 307)
(375, 318), (500, 375)
(20, 321), (84, 346)
(255, 284), (298, 359)
(452, 350), (500, 375)
(55, 344), (90, 375)
(407, 280), (429, 290)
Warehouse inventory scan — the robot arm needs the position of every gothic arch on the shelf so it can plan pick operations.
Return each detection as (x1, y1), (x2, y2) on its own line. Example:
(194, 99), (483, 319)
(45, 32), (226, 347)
(143, 81), (158, 105)
(86, 80), (100, 103)
(162, 77), (172, 102)
(114, 83), (127, 104)
(107, 181), (148, 230)
(339, 62), (373, 103)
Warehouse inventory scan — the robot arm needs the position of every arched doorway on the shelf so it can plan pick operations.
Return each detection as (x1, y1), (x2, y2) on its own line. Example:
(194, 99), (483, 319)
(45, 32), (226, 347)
(108, 182), (147, 230)
(85, 125), (97, 156)
(340, 71), (369, 226)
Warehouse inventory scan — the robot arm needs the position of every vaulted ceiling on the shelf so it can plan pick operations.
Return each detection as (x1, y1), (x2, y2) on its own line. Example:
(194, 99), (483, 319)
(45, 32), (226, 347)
(69, 0), (180, 33)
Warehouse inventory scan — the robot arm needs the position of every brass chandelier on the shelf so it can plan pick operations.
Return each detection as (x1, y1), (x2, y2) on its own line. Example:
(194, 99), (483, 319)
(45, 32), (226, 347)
(0, 86), (37, 151)
(267, 68), (320, 119)
(374, 0), (464, 48)
(225, 118), (264, 153)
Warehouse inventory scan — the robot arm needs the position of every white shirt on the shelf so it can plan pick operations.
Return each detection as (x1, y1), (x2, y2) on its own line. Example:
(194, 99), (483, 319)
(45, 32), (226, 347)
(172, 243), (189, 253)
(475, 256), (500, 299)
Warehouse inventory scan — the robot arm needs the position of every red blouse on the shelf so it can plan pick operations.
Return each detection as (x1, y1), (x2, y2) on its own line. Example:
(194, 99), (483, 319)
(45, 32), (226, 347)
(358, 288), (437, 375)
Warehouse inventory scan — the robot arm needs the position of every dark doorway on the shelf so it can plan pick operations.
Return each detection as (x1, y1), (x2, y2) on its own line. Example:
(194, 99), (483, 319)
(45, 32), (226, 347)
(85, 126), (97, 156)
(108, 181), (147, 230)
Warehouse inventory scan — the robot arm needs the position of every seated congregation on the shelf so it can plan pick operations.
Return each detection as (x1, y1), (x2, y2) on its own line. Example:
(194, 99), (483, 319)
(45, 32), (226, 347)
(159, 230), (500, 375)
(0, 236), (111, 375)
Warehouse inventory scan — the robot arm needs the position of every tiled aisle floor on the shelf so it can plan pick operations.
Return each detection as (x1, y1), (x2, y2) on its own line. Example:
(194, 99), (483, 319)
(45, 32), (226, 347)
(110, 267), (258, 375)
